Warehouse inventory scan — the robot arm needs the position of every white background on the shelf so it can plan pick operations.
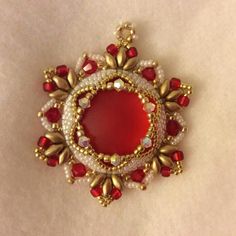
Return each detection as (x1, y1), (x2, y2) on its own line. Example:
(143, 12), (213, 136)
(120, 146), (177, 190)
(0, 0), (236, 235)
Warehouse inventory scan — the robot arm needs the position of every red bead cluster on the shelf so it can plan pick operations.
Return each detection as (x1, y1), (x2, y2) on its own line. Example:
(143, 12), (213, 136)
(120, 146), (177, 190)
(161, 166), (171, 177)
(171, 151), (184, 162)
(106, 44), (139, 59)
(169, 78), (190, 107)
(126, 47), (138, 58)
(130, 169), (145, 183)
(38, 136), (51, 149)
(43, 65), (69, 93)
(111, 188), (122, 200)
(37, 136), (60, 167)
(106, 44), (119, 56)
(56, 65), (69, 77)
(47, 155), (59, 167)
(44, 107), (61, 123)
(82, 59), (98, 75)
(177, 95), (190, 107)
(170, 78), (181, 90)
(90, 186), (103, 197)
(43, 81), (56, 92)
(166, 120), (181, 137)
(160, 151), (184, 177)
(90, 186), (122, 200)
(71, 163), (87, 177)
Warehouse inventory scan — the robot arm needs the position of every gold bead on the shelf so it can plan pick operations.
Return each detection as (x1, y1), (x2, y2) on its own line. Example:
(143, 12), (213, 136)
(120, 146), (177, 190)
(37, 111), (43, 118)
(140, 184), (146, 191)
(67, 178), (75, 184)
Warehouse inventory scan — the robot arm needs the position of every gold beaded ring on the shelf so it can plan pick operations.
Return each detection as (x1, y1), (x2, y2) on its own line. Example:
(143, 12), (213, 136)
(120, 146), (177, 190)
(35, 22), (192, 207)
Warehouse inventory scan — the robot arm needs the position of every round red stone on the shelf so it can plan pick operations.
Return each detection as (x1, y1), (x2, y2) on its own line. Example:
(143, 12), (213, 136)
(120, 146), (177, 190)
(106, 44), (119, 56)
(141, 67), (156, 81)
(43, 81), (56, 92)
(126, 47), (138, 58)
(177, 95), (190, 107)
(171, 151), (184, 162)
(71, 163), (87, 177)
(166, 120), (181, 136)
(90, 186), (102, 197)
(47, 155), (59, 167)
(56, 65), (69, 77)
(81, 90), (150, 155)
(38, 136), (51, 149)
(161, 166), (171, 177)
(44, 108), (61, 123)
(170, 78), (181, 90)
(82, 59), (98, 75)
(111, 188), (122, 200)
(130, 169), (145, 183)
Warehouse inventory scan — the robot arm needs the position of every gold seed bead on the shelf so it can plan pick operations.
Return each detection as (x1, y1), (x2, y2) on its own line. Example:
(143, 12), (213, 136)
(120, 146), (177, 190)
(182, 127), (188, 132)
(140, 184), (147, 191)
(35, 153), (40, 158)
(103, 156), (110, 162)
(67, 178), (75, 184)
(37, 112), (43, 118)
(34, 148), (39, 153)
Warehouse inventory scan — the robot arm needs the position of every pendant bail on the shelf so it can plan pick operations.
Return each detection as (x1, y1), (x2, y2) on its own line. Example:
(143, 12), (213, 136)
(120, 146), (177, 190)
(114, 22), (136, 46)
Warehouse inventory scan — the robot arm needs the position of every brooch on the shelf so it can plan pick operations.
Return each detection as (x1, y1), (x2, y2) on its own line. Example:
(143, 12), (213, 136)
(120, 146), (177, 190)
(35, 22), (192, 206)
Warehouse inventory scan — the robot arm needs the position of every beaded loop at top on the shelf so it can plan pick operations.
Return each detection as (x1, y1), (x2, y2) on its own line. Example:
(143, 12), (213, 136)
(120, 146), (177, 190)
(115, 22), (136, 46)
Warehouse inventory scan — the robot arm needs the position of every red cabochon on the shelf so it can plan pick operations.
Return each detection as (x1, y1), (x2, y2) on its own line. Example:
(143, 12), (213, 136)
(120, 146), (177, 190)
(81, 90), (150, 155)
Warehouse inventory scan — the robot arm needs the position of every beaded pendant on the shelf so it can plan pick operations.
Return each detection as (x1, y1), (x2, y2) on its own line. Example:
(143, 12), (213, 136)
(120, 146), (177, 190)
(35, 22), (192, 206)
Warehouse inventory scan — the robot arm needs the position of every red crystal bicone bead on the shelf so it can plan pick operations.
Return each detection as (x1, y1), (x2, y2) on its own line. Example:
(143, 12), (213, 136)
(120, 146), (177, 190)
(44, 108), (61, 123)
(177, 95), (190, 107)
(82, 59), (98, 75)
(81, 90), (149, 155)
(171, 151), (184, 162)
(141, 67), (156, 81)
(71, 163), (87, 177)
(166, 120), (181, 136)
(106, 44), (119, 56)
(56, 65), (69, 77)
(111, 188), (122, 200)
(161, 166), (171, 177)
(47, 155), (59, 167)
(170, 78), (181, 90)
(126, 47), (138, 58)
(131, 169), (145, 183)
(43, 81), (56, 92)
(90, 186), (103, 197)
(38, 136), (51, 149)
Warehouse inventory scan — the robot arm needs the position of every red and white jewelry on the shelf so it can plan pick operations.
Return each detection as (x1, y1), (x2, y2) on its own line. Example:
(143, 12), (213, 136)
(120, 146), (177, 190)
(35, 22), (192, 206)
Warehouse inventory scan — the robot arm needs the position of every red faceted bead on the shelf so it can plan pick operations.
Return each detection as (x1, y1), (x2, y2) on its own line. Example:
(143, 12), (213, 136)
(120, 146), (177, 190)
(141, 67), (156, 81)
(81, 90), (149, 155)
(106, 44), (119, 56)
(171, 151), (184, 162)
(131, 169), (145, 183)
(90, 186), (102, 197)
(111, 188), (122, 200)
(166, 120), (181, 136)
(37, 136), (51, 149)
(47, 155), (59, 167)
(170, 78), (181, 90)
(71, 163), (87, 177)
(126, 47), (138, 58)
(44, 108), (61, 123)
(161, 166), (171, 177)
(177, 95), (190, 107)
(82, 59), (98, 75)
(56, 65), (69, 77)
(43, 81), (56, 92)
